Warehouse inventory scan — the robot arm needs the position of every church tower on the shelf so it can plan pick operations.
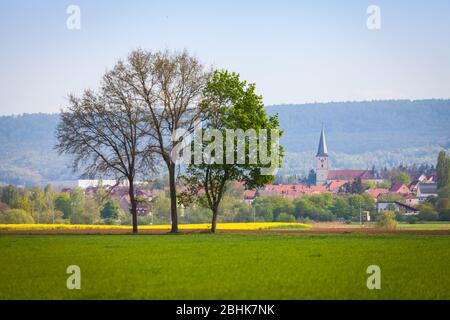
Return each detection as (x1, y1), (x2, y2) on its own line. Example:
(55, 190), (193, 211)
(316, 126), (329, 186)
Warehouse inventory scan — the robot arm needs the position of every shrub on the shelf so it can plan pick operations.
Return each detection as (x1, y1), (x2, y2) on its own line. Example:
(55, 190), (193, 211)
(406, 215), (419, 224)
(418, 211), (439, 221)
(101, 200), (120, 219)
(0, 209), (35, 224)
(439, 209), (450, 221)
(276, 213), (296, 222)
(376, 210), (397, 229)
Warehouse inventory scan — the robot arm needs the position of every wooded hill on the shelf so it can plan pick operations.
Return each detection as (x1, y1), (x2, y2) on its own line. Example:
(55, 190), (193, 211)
(1, 99), (449, 185)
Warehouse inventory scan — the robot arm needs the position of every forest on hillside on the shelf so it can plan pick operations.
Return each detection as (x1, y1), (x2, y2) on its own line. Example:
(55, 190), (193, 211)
(0, 100), (449, 185)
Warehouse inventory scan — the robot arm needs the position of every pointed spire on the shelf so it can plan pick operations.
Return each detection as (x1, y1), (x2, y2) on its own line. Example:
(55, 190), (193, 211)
(316, 125), (328, 157)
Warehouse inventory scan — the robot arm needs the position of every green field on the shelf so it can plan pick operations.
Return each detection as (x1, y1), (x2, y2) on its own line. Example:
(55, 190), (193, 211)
(0, 233), (449, 299)
(346, 223), (450, 230)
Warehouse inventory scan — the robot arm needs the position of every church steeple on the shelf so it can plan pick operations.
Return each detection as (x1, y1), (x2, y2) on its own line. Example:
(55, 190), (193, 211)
(315, 125), (330, 186)
(316, 125), (328, 157)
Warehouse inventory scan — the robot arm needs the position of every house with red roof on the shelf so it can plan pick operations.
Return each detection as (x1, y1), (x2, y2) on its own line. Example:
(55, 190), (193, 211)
(389, 183), (411, 195)
(365, 188), (389, 200)
(327, 180), (349, 193)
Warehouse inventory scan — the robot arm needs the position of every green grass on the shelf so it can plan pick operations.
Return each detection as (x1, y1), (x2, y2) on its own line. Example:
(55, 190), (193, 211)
(397, 223), (450, 230)
(347, 222), (450, 230)
(0, 233), (449, 299)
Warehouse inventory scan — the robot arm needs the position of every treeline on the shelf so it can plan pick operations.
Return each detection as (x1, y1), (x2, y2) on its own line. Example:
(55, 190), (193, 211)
(0, 185), (127, 225)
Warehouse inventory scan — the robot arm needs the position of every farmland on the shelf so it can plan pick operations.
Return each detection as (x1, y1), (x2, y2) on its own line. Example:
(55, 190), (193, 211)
(0, 233), (449, 299)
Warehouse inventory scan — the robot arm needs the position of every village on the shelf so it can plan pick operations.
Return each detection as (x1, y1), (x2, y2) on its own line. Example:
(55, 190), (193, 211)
(50, 126), (441, 225)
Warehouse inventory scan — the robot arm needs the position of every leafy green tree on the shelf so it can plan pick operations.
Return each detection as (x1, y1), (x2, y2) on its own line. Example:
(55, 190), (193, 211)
(152, 193), (171, 224)
(331, 197), (352, 220)
(180, 70), (282, 232)
(269, 196), (294, 220)
(233, 205), (254, 222)
(44, 184), (57, 223)
(15, 195), (32, 213)
(0, 209), (34, 224)
(294, 198), (315, 218)
(438, 185), (450, 199)
(417, 203), (439, 221)
(306, 169), (316, 186)
(390, 171), (411, 185)
(31, 188), (46, 223)
(101, 200), (120, 220)
(349, 177), (364, 194)
(253, 197), (274, 222)
(276, 213), (296, 222)
(54, 193), (72, 219)
(84, 197), (101, 224)
(377, 180), (391, 189)
(70, 189), (88, 224)
(1, 185), (19, 207)
(436, 151), (450, 189)
(439, 208), (450, 221)
(309, 193), (334, 210)
(363, 180), (377, 189)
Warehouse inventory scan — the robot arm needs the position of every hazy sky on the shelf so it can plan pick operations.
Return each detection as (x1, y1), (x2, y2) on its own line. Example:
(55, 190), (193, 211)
(1, 0), (450, 115)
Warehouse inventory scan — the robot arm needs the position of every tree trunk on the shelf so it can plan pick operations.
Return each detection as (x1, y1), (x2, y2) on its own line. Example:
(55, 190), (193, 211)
(168, 162), (178, 233)
(211, 206), (219, 233)
(129, 179), (138, 234)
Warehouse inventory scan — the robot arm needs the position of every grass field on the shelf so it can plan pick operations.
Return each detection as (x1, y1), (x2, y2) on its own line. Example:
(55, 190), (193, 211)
(340, 222), (450, 230)
(0, 233), (449, 299)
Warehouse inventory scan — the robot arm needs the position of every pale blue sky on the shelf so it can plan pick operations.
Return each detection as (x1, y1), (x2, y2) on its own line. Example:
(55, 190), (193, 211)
(1, 0), (449, 115)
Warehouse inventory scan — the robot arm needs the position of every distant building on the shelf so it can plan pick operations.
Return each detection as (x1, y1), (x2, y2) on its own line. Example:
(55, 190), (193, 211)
(417, 182), (438, 201)
(377, 201), (419, 215)
(315, 126), (379, 186)
(328, 180), (349, 193)
(389, 183), (411, 195)
(76, 179), (118, 189)
(404, 195), (420, 207)
(243, 190), (256, 204)
(256, 184), (327, 199)
(315, 126), (330, 186)
(365, 188), (389, 200)
(410, 174), (436, 193)
(56, 179), (148, 190)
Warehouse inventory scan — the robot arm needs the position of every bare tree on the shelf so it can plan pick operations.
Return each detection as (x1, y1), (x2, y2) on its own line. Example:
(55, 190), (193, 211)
(114, 50), (208, 232)
(56, 63), (156, 233)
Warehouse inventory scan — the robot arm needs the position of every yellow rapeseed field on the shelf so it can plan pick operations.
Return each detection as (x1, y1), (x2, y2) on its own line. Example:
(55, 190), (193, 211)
(0, 222), (310, 231)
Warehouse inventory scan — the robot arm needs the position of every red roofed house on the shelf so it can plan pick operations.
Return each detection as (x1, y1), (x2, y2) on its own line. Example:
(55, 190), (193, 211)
(257, 184), (327, 199)
(389, 183), (411, 195)
(365, 188), (389, 200)
(243, 190), (256, 203)
(328, 180), (349, 193)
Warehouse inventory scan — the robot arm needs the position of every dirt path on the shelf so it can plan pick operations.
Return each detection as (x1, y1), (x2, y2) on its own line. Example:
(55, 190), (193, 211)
(1, 227), (450, 235)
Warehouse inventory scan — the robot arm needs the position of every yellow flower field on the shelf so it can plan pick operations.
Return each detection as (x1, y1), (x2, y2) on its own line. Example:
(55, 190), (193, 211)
(0, 222), (310, 231)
